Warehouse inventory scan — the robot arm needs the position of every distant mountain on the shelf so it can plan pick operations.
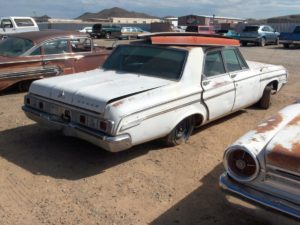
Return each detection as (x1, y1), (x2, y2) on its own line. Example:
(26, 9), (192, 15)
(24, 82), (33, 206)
(76, 7), (157, 20)
(246, 14), (300, 24)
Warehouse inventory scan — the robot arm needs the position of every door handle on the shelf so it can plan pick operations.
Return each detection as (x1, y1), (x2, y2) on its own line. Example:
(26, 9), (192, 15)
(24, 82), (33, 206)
(230, 74), (237, 78)
(202, 80), (211, 86)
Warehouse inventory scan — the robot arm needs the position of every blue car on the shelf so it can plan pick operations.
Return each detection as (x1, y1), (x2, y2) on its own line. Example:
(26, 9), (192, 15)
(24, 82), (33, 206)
(240, 25), (280, 47)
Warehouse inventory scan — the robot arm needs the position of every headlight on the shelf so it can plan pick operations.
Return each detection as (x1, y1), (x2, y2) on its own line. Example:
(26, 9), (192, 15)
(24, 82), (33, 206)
(224, 147), (259, 182)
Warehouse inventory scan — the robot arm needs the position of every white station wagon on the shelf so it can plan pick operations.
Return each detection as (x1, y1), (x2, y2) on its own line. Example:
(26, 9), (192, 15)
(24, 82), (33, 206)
(22, 34), (288, 152)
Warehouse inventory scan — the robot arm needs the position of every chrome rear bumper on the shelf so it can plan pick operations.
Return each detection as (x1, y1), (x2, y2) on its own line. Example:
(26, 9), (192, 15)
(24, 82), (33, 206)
(219, 173), (300, 221)
(22, 106), (132, 152)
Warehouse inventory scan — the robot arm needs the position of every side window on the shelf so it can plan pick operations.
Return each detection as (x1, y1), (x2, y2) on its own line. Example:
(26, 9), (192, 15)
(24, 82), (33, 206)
(1, 19), (13, 28)
(30, 47), (42, 56)
(70, 38), (91, 52)
(43, 39), (69, 55)
(204, 51), (226, 77)
(222, 49), (242, 72)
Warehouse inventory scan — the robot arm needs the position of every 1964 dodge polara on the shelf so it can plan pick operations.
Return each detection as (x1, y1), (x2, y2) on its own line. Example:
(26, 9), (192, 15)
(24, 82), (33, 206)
(22, 33), (288, 152)
(220, 102), (300, 221)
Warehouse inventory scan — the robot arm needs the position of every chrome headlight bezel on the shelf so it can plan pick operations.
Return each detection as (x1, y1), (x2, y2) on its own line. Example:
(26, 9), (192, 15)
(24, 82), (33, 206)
(224, 146), (260, 183)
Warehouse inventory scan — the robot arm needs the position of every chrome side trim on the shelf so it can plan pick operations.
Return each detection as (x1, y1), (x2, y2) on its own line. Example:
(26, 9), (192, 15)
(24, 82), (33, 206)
(261, 73), (287, 82)
(220, 173), (300, 220)
(120, 91), (202, 117)
(203, 88), (235, 101)
(0, 67), (61, 79)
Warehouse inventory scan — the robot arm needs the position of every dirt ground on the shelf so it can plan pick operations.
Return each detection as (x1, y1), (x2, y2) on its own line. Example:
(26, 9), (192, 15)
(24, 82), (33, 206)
(0, 43), (299, 225)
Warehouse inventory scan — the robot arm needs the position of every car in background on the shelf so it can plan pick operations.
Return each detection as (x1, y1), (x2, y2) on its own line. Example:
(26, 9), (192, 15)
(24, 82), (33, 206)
(22, 33), (287, 152)
(216, 29), (240, 39)
(0, 17), (39, 39)
(186, 25), (215, 34)
(240, 25), (280, 46)
(220, 102), (300, 221)
(279, 26), (300, 48)
(90, 24), (121, 39)
(0, 30), (111, 92)
(119, 27), (149, 39)
(79, 26), (92, 34)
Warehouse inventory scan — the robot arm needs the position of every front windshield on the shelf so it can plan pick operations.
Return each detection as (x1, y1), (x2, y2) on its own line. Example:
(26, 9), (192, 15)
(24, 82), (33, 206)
(0, 37), (34, 56)
(103, 45), (187, 80)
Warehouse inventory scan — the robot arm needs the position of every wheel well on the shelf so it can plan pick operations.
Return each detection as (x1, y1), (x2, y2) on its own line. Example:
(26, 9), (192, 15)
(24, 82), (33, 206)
(267, 80), (278, 92)
(192, 114), (204, 127)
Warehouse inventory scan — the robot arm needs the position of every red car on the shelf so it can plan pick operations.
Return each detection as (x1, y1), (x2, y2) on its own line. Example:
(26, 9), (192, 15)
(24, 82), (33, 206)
(0, 30), (111, 92)
(186, 25), (215, 34)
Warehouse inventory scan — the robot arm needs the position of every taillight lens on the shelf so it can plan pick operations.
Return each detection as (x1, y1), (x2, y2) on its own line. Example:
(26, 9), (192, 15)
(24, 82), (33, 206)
(224, 148), (259, 182)
(99, 121), (107, 131)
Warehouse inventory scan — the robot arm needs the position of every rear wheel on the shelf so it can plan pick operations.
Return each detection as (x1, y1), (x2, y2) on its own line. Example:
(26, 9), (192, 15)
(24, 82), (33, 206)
(258, 85), (272, 109)
(241, 41), (247, 46)
(18, 80), (31, 92)
(283, 43), (290, 48)
(165, 116), (194, 146)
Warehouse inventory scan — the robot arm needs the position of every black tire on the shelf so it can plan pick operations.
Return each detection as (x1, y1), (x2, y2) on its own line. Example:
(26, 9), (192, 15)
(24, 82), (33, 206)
(259, 37), (266, 47)
(258, 85), (272, 109)
(275, 37), (279, 45)
(18, 80), (31, 92)
(283, 43), (290, 49)
(165, 116), (194, 146)
(105, 32), (111, 39)
(241, 41), (247, 46)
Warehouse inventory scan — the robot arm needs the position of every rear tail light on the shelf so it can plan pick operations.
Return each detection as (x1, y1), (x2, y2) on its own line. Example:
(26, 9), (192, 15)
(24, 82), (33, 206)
(38, 102), (44, 110)
(99, 121), (108, 131)
(80, 115), (86, 124)
(224, 148), (259, 182)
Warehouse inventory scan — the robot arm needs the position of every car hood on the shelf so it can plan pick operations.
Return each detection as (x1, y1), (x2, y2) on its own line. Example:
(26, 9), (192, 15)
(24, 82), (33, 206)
(265, 111), (300, 176)
(29, 69), (174, 114)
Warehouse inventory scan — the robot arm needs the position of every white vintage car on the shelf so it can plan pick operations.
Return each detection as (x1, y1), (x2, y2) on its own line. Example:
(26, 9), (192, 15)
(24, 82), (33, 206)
(220, 102), (300, 221)
(22, 34), (288, 152)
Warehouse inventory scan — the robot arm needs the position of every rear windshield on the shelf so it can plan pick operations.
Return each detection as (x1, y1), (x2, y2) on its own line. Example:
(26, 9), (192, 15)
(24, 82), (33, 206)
(0, 37), (34, 56)
(243, 26), (259, 32)
(103, 45), (187, 80)
(186, 26), (198, 32)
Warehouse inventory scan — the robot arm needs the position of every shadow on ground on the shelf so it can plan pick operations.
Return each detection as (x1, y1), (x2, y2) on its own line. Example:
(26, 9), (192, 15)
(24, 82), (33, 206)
(0, 110), (247, 180)
(0, 124), (159, 180)
(150, 164), (270, 225)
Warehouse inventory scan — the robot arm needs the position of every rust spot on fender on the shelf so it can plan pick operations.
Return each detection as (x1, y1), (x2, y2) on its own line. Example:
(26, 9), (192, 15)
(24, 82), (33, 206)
(256, 114), (283, 134)
(112, 100), (124, 107)
(267, 143), (300, 174)
(288, 114), (300, 126)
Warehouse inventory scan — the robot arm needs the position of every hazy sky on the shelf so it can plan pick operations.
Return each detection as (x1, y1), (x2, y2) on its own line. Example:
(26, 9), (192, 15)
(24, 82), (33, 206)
(1, 0), (300, 19)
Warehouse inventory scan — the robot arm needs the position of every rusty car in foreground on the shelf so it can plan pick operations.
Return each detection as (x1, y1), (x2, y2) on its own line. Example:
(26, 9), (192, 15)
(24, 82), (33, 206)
(220, 102), (300, 221)
(22, 33), (287, 152)
(0, 30), (111, 92)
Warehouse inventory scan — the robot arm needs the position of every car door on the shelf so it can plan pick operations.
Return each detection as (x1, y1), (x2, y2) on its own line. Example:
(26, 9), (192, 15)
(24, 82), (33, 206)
(202, 50), (235, 120)
(41, 38), (76, 75)
(222, 48), (260, 111)
(70, 37), (109, 72)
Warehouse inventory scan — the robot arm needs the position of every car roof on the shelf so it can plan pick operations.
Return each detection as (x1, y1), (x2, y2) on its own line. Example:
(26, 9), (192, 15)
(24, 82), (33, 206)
(7, 30), (88, 44)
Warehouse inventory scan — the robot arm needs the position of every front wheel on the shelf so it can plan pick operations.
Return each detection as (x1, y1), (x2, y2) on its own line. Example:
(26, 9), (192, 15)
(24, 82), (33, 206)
(105, 32), (111, 39)
(283, 43), (290, 48)
(258, 85), (272, 109)
(259, 37), (266, 47)
(165, 116), (194, 146)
